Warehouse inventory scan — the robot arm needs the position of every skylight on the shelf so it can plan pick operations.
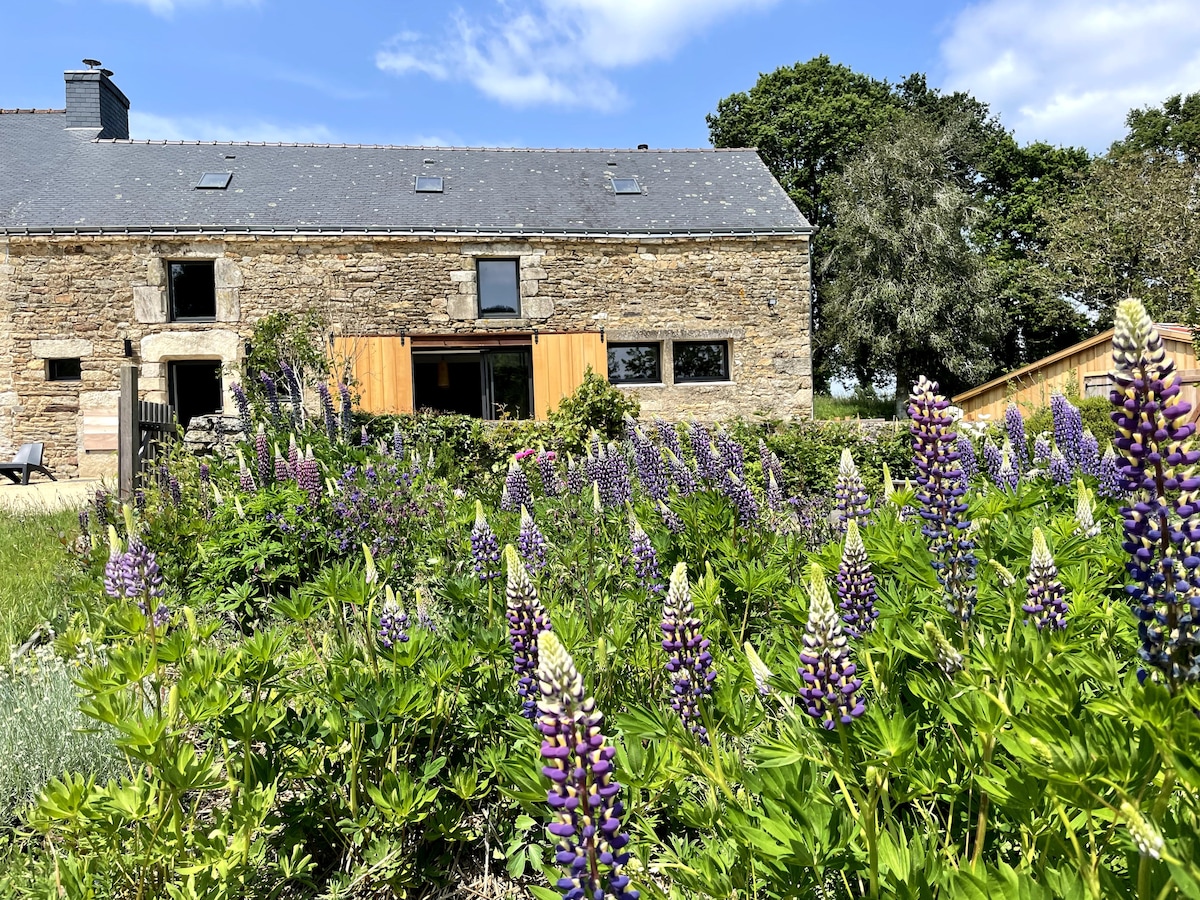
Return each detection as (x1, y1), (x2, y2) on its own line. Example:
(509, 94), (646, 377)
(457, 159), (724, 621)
(611, 177), (641, 195)
(415, 175), (444, 193)
(195, 172), (232, 190)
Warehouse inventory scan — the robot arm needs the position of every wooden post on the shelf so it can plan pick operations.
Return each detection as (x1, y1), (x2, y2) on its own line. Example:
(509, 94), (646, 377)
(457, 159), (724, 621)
(118, 365), (138, 500)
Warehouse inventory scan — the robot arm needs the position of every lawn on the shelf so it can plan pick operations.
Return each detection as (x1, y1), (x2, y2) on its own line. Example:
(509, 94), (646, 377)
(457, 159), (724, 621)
(0, 507), (78, 652)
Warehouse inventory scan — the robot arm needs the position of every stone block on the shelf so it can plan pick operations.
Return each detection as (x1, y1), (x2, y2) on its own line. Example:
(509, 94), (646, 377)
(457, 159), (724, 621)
(449, 270), (475, 282)
(31, 338), (94, 358)
(133, 285), (167, 323)
(214, 257), (244, 288)
(146, 258), (166, 286)
(447, 296), (476, 320)
(524, 296), (554, 319)
(520, 279), (539, 297)
(216, 288), (240, 322)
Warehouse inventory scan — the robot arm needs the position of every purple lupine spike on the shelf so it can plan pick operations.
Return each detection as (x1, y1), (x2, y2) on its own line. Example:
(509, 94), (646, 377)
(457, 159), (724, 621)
(360, 425), (370, 447)
(378, 587), (410, 649)
(660, 562), (716, 743)
(689, 422), (718, 482)
(167, 474), (182, 507)
(1005, 403), (1029, 472)
(93, 489), (110, 529)
(1023, 528), (1068, 630)
(501, 457), (533, 512)
(470, 500), (502, 584)
(657, 419), (683, 459)
(416, 594), (436, 633)
(237, 449), (257, 494)
(722, 470), (759, 526)
(766, 470), (785, 511)
(121, 537), (166, 622)
(535, 632), (639, 900)
(982, 440), (1003, 483)
(759, 440), (787, 495)
(259, 372), (283, 424)
(1051, 393), (1083, 470)
(627, 418), (669, 502)
(798, 564), (866, 729)
(834, 448), (871, 533)
(1033, 435), (1052, 469)
(103, 527), (124, 599)
(338, 383), (353, 441)
(908, 376), (977, 621)
(255, 427), (272, 486)
(298, 447), (322, 503)
(1098, 444), (1124, 499)
(629, 512), (663, 596)
(537, 448), (562, 497)
(605, 442), (633, 507)
(837, 520), (878, 638)
(392, 424), (405, 460)
(505, 545), (552, 719)
(657, 499), (684, 534)
(665, 447), (697, 497)
(317, 382), (338, 442)
(231, 382), (253, 434)
(280, 361), (303, 426)
(1079, 430), (1101, 478)
(518, 506), (549, 575)
(1109, 298), (1200, 686)
(565, 452), (585, 496)
(287, 436), (300, 475)
(996, 443), (1020, 492)
(273, 453), (290, 483)
(714, 426), (746, 479)
(1049, 446), (1072, 486)
(956, 433), (978, 481)
(198, 463), (212, 520)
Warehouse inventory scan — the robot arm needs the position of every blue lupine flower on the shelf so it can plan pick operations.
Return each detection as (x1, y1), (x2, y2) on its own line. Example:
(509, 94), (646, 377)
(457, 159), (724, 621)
(834, 448), (870, 533)
(1023, 528), (1068, 630)
(506, 545), (552, 719)
(660, 562), (715, 742)
(629, 512), (663, 596)
(837, 520), (878, 638)
(518, 506), (549, 575)
(1005, 403), (1029, 471)
(798, 564), (865, 729)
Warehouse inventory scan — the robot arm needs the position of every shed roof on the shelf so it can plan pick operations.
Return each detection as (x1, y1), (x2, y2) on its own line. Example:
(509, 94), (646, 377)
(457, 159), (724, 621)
(0, 111), (811, 238)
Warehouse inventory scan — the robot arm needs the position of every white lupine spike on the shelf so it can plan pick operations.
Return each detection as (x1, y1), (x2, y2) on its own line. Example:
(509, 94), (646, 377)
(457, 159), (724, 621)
(988, 559), (1016, 587)
(1030, 527), (1053, 570)
(1074, 482), (1100, 537)
(882, 463), (894, 499)
(838, 447), (859, 479)
(744, 641), (773, 695)
(1120, 801), (1165, 859)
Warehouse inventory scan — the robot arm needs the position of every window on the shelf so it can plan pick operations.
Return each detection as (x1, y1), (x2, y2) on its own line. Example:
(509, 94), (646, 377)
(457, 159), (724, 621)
(477, 259), (521, 318)
(673, 341), (730, 383)
(195, 172), (232, 190)
(607, 343), (661, 384)
(415, 175), (444, 192)
(168, 261), (216, 321)
(168, 360), (223, 428)
(47, 358), (82, 382)
(611, 177), (641, 194)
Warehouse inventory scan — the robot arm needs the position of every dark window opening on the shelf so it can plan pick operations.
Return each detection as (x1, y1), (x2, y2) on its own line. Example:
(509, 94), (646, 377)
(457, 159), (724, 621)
(168, 360), (223, 428)
(47, 358), (82, 382)
(168, 261), (216, 321)
(673, 341), (730, 383)
(195, 172), (232, 190)
(607, 343), (661, 384)
(413, 348), (532, 420)
(477, 259), (521, 318)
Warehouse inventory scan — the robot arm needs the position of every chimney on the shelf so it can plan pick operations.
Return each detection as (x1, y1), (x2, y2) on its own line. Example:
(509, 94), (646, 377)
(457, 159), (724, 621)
(64, 60), (129, 139)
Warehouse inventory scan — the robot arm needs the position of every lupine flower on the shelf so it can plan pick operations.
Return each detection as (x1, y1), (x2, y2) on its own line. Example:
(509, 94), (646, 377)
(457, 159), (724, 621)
(167, 474), (182, 507)
(1049, 446), (1071, 486)
(665, 448), (698, 496)
(834, 448), (870, 533)
(287, 435), (300, 474)
(988, 559), (1017, 588)
(837, 521), (878, 638)
(722, 470), (759, 526)
(535, 631), (638, 900)
(1075, 482), (1101, 537)
(657, 419), (683, 459)
(259, 372), (283, 424)
(505, 545), (552, 719)
(714, 426), (746, 480)
(1005, 403), (1029, 472)
(317, 382), (337, 442)
(629, 512), (663, 596)
(660, 562), (716, 742)
(1109, 298), (1200, 686)
(93, 489), (111, 529)
(1023, 528), (1068, 630)
(881, 463), (895, 503)
(415, 591), (436, 633)
(231, 382), (252, 434)
(392, 424), (405, 460)
(103, 526), (124, 599)
(759, 440), (786, 493)
(378, 586), (410, 649)
(501, 457), (533, 512)
(924, 621), (964, 677)
(744, 641), (773, 695)
(957, 433), (978, 481)
(1079, 430), (1101, 478)
(518, 506), (549, 575)
(120, 536), (166, 625)
(629, 423), (669, 501)
(298, 447), (322, 503)
(999, 442), (1021, 491)
(1051, 393), (1084, 470)
(566, 453), (585, 496)
(255, 427), (272, 486)
(982, 440), (1003, 483)
(1120, 801), (1165, 860)
(280, 361), (303, 427)
(601, 442), (633, 507)
(908, 377), (977, 622)
(360, 425), (370, 447)
(766, 471), (785, 511)
(1033, 435), (1052, 469)
(338, 383), (353, 440)
(688, 421), (717, 481)
(236, 449), (257, 494)
(470, 500), (501, 584)
(657, 499), (684, 534)
(1098, 444), (1124, 499)
(798, 564), (865, 729)
(537, 448), (563, 497)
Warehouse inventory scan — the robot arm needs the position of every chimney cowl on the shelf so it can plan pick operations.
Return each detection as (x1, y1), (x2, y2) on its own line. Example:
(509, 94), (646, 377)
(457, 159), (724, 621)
(63, 65), (130, 139)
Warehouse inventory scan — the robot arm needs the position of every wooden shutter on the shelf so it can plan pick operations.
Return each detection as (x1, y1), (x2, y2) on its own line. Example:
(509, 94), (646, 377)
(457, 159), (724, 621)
(531, 332), (607, 420)
(332, 336), (413, 414)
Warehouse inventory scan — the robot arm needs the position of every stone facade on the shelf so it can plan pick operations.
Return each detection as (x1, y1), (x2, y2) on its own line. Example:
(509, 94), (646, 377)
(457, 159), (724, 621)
(0, 232), (812, 477)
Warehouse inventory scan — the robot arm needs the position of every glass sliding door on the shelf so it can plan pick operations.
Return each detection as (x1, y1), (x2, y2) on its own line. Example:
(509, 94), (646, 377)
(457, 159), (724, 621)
(483, 349), (533, 420)
(412, 347), (532, 420)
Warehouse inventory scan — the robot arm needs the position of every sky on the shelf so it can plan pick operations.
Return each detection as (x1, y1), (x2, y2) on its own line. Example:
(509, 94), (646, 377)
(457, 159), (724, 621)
(2, 0), (1199, 153)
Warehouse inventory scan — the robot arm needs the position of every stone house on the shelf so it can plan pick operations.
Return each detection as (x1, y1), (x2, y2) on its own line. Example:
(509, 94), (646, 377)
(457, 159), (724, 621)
(1, 64), (813, 478)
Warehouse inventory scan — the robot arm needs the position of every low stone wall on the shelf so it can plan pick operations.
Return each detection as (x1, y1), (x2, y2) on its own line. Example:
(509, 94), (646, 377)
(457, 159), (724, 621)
(182, 415), (246, 460)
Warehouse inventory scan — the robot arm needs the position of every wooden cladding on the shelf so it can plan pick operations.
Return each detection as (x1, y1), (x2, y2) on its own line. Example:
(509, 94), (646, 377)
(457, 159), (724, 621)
(332, 332), (606, 419)
(532, 332), (606, 420)
(332, 336), (414, 414)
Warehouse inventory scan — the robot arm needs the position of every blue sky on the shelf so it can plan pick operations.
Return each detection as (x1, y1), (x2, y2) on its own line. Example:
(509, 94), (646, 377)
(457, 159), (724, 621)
(4, 0), (1198, 153)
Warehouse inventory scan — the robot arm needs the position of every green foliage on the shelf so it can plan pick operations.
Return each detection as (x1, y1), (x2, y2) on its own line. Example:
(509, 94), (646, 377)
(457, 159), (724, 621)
(0, 508), (77, 651)
(1114, 91), (1200, 163)
(241, 310), (329, 409)
(1025, 396), (1114, 445)
(813, 391), (897, 421)
(547, 367), (640, 444)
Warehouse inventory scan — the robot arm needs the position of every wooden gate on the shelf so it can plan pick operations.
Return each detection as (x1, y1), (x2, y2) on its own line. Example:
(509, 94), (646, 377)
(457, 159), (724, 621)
(118, 365), (178, 498)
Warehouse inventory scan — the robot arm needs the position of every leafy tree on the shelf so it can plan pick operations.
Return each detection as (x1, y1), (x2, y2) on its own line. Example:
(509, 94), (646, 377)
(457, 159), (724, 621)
(821, 114), (1001, 409)
(1113, 91), (1200, 162)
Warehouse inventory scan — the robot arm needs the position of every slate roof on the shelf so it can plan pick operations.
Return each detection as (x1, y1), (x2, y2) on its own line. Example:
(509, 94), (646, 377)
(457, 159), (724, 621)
(0, 111), (810, 237)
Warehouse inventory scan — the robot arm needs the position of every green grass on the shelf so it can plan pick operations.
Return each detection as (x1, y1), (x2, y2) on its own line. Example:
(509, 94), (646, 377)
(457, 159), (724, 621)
(813, 393), (897, 420)
(0, 508), (78, 652)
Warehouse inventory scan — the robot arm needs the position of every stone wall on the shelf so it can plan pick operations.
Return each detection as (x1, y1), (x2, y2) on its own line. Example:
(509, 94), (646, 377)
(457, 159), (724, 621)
(0, 233), (812, 476)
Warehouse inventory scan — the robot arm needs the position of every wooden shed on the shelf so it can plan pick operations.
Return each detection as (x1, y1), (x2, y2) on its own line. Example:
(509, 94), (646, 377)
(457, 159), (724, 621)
(953, 325), (1200, 421)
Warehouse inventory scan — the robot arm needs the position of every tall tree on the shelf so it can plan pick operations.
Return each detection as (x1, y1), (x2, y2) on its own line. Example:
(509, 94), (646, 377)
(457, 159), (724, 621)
(821, 114), (1002, 409)
(1114, 92), (1200, 163)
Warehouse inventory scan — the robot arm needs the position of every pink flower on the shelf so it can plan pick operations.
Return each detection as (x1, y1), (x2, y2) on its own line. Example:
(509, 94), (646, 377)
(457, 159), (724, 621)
(515, 448), (536, 461)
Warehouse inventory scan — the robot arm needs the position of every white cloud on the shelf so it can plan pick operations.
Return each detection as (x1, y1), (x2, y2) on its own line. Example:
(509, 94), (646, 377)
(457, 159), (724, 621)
(941, 0), (1200, 150)
(376, 0), (780, 111)
(129, 111), (335, 143)
(107, 0), (258, 15)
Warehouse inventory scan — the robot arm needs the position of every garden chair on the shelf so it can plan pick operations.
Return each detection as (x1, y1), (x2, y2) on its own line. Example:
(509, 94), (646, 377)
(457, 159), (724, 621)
(0, 443), (56, 485)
